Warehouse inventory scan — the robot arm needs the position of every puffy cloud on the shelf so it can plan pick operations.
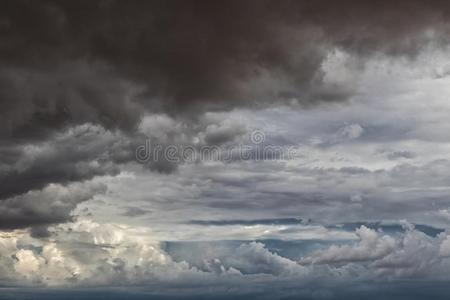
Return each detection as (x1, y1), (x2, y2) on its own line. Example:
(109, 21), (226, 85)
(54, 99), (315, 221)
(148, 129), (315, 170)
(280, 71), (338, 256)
(201, 121), (247, 146)
(300, 226), (396, 264)
(0, 180), (106, 231)
(0, 124), (127, 200)
(224, 242), (306, 276)
(0, 220), (181, 286)
(371, 230), (441, 278)
(298, 225), (450, 281)
(314, 123), (365, 146)
(2, 221), (450, 291)
(439, 235), (450, 257)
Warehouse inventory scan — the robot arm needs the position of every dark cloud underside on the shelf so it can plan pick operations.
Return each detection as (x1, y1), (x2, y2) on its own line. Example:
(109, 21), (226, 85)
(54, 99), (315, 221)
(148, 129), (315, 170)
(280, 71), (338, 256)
(2, 0), (450, 137)
(2, 0), (450, 230)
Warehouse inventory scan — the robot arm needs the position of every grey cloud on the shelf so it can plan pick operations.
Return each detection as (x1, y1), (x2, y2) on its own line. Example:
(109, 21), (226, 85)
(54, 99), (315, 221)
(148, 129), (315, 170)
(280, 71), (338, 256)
(0, 181), (105, 230)
(0, 64), (140, 140)
(1, 0), (450, 136)
(120, 207), (151, 217)
(29, 225), (52, 238)
(0, 123), (138, 230)
(3, 1), (450, 295)
(188, 218), (306, 226)
(202, 123), (247, 145)
(299, 226), (449, 281)
(300, 225), (397, 265)
(4, 219), (450, 292)
(386, 150), (416, 160)
(1, 0), (450, 208)
(0, 124), (125, 200)
(219, 242), (305, 276)
(327, 222), (444, 237)
(123, 157), (450, 226)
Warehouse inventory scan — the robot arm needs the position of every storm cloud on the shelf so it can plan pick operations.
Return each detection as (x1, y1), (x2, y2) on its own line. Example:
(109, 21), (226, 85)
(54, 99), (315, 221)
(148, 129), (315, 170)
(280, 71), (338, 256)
(2, 0), (450, 137)
(2, 0), (450, 201)
(3, 1), (450, 298)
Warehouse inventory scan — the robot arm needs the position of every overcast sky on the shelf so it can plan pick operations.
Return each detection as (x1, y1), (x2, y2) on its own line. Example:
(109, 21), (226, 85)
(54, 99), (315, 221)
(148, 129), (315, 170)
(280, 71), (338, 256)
(3, 1), (450, 299)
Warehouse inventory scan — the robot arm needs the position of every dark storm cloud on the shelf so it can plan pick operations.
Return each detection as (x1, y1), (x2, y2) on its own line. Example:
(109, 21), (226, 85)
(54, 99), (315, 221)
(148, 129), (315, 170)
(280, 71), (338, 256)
(0, 181), (105, 230)
(0, 124), (125, 200)
(1, 0), (450, 228)
(2, 0), (450, 136)
(0, 63), (140, 140)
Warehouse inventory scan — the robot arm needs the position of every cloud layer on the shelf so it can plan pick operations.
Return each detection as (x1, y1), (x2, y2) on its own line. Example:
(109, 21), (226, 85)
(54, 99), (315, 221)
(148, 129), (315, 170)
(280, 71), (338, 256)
(3, 1), (450, 298)
(2, 220), (450, 299)
(2, 0), (450, 137)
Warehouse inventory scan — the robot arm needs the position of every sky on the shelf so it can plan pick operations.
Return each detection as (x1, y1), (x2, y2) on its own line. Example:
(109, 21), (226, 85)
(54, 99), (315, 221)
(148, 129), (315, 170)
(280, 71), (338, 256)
(2, 1), (450, 299)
